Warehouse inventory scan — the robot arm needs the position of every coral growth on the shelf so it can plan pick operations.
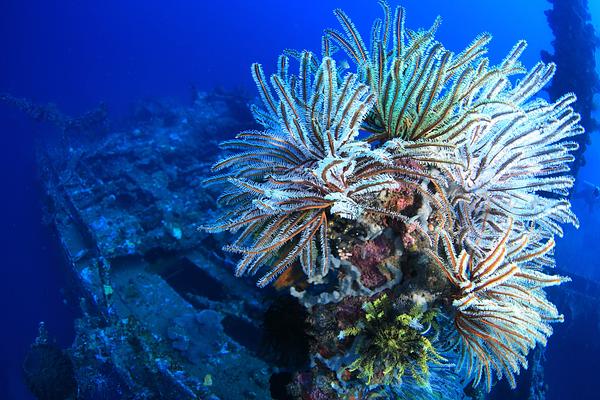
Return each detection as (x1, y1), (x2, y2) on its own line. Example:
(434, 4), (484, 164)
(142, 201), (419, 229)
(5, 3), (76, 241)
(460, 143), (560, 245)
(205, 0), (580, 396)
(350, 235), (393, 289)
(340, 294), (445, 387)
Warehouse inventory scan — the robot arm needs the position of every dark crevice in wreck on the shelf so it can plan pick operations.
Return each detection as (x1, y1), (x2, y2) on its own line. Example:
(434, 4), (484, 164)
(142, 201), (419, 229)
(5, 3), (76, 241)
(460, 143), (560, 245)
(259, 295), (312, 371)
(153, 256), (228, 302)
(269, 371), (295, 400)
(221, 315), (263, 353)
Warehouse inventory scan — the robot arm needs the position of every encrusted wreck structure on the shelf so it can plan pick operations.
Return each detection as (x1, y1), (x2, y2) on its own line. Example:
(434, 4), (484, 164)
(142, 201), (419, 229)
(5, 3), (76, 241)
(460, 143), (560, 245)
(31, 91), (285, 400)
(541, 0), (598, 177)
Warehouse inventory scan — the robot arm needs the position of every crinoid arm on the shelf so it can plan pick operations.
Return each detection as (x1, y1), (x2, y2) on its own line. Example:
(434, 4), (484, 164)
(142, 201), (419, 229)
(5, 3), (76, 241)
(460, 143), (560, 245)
(324, 2), (527, 144)
(428, 222), (569, 391)
(445, 62), (581, 252)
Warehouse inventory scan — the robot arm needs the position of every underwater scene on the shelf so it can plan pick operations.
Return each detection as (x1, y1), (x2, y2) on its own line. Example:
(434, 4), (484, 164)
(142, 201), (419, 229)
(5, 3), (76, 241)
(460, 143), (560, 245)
(2, 0), (600, 399)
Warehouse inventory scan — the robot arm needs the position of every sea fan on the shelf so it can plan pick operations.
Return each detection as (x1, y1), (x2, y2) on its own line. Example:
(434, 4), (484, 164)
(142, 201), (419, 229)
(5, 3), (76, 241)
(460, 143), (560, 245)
(428, 221), (569, 391)
(204, 54), (438, 287)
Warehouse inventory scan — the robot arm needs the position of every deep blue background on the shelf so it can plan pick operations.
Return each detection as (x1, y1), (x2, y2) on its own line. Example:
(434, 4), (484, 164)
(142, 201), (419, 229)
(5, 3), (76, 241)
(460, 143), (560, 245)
(0, 0), (553, 116)
(0, 1), (598, 399)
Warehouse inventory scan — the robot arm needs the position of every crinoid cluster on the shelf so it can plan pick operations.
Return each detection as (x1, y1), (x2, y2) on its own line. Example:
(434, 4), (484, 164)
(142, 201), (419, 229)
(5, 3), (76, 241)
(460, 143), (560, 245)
(428, 222), (568, 391)
(203, 1), (581, 396)
(204, 52), (448, 287)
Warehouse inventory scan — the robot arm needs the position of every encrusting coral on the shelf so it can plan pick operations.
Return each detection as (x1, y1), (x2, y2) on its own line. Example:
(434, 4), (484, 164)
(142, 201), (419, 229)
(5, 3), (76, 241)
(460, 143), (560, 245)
(204, 1), (581, 396)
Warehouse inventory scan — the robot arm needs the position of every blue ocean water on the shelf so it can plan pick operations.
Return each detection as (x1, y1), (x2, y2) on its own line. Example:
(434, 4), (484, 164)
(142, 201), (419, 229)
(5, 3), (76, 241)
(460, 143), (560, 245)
(1, 1), (599, 399)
